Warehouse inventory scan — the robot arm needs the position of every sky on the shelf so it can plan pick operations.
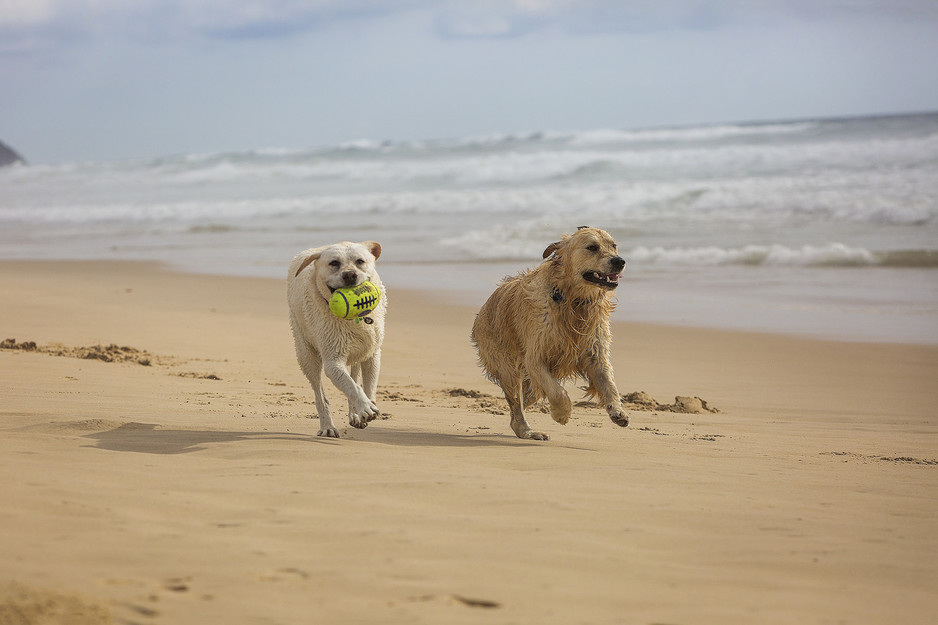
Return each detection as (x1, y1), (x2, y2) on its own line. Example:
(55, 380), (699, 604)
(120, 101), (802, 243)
(2, 0), (938, 164)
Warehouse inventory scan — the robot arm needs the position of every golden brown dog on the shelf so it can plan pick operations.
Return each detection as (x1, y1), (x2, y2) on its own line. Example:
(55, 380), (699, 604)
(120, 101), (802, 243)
(471, 227), (629, 440)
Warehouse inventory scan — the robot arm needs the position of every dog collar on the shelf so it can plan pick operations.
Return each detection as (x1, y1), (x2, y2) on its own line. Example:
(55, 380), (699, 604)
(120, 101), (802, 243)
(551, 286), (592, 308)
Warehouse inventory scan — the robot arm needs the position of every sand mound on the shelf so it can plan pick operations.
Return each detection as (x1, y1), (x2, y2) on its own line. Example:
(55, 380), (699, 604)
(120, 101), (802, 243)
(441, 388), (507, 415)
(174, 371), (222, 380)
(0, 581), (110, 625)
(621, 391), (719, 413)
(438, 387), (719, 416)
(2, 338), (154, 366)
(822, 451), (938, 466)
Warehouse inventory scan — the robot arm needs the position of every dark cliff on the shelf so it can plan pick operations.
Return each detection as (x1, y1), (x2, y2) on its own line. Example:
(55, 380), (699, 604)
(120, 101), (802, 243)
(0, 140), (26, 166)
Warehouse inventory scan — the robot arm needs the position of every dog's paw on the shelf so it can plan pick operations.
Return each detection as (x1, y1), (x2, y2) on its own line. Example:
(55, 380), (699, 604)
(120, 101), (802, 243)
(348, 399), (379, 429)
(514, 427), (550, 441)
(550, 402), (572, 425)
(318, 427), (340, 438)
(549, 393), (573, 425)
(607, 404), (630, 428)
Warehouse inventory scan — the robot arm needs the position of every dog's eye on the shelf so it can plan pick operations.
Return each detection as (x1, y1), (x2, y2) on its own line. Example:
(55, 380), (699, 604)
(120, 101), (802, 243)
(329, 260), (340, 268)
(355, 259), (365, 266)
(586, 244), (600, 252)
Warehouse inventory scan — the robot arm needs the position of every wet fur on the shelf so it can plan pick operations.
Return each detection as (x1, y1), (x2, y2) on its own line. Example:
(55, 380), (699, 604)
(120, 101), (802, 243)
(287, 241), (387, 438)
(471, 227), (629, 440)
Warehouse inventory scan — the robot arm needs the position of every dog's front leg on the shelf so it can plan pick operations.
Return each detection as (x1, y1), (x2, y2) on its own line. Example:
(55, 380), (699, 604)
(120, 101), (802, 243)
(323, 359), (378, 429)
(346, 359), (380, 426)
(584, 356), (629, 427)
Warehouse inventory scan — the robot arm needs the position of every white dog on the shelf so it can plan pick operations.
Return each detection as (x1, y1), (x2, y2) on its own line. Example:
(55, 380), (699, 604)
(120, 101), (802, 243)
(287, 241), (387, 438)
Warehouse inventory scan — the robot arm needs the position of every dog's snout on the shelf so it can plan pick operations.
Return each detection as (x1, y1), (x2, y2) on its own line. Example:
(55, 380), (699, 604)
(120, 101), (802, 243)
(341, 270), (359, 286)
(610, 256), (626, 272)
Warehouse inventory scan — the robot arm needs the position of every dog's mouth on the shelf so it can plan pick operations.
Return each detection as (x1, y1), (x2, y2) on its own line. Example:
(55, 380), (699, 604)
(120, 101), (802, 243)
(327, 275), (365, 295)
(582, 271), (621, 289)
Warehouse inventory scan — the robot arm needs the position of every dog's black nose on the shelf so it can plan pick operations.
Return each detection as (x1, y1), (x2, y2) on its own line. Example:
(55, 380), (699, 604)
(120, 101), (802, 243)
(611, 256), (626, 272)
(341, 271), (358, 286)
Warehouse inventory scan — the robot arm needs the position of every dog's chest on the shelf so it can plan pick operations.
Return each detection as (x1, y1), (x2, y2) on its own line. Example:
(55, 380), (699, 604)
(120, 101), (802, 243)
(336, 319), (383, 359)
(542, 303), (601, 353)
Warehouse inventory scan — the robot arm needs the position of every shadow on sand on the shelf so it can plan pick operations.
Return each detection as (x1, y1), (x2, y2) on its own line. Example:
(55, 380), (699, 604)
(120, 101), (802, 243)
(83, 422), (325, 455)
(83, 421), (540, 454)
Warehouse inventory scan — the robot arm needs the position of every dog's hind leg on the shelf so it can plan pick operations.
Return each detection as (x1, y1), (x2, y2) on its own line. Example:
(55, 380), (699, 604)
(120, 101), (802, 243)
(360, 352), (381, 422)
(505, 377), (550, 441)
(294, 338), (338, 437)
(525, 358), (572, 426)
(521, 378), (537, 409)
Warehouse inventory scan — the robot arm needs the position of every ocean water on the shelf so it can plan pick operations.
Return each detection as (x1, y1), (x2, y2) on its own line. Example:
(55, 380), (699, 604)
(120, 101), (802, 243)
(2, 112), (937, 343)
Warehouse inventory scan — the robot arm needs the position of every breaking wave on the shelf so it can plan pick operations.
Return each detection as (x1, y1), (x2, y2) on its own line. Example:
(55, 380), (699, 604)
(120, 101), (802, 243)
(627, 244), (938, 268)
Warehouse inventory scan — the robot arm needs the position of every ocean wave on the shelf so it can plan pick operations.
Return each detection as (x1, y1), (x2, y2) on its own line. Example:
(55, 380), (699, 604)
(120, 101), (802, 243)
(5, 119), (935, 198)
(562, 121), (820, 147)
(109, 120), (825, 172)
(2, 114), (936, 276)
(3, 174), (933, 232)
(145, 140), (937, 189)
(440, 230), (938, 269)
(627, 244), (938, 268)
(876, 249), (938, 268)
(346, 121), (820, 152)
(441, 222), (558, 261)
(0, 199), (273, 225)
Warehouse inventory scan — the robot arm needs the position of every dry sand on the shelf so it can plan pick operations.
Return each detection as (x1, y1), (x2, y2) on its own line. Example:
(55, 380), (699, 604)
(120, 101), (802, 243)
(1, 260), (936, 624)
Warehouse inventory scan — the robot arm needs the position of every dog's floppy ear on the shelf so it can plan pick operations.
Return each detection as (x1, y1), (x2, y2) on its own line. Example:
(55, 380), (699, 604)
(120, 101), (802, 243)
(543, 240), (563, 259)
(294, 251), (322, 278)
(362, 241), (382, 261)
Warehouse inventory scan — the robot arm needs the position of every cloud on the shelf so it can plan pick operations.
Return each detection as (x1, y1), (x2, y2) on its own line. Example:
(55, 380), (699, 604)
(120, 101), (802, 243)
(0, 0), (57, 26)
(181, 0), (428, 40)
(432, 0), (938, 39)
(2, 0), (937, 52)
(432, 1), (722, 39)
(0, 0), (425, 51)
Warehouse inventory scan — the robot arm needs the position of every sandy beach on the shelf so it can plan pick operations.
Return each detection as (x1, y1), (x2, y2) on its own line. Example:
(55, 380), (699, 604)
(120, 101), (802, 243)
(1, 259), (936, 624)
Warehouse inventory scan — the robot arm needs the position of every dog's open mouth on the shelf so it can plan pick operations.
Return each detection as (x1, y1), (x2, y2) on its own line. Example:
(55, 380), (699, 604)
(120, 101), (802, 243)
(328, 280), (360, 294)
(583, 271), (621, 289)
(327, 284), (353, 295)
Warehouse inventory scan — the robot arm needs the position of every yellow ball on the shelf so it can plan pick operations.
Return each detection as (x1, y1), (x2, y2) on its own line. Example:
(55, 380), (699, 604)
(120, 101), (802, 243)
(329, 281), (381, 320)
